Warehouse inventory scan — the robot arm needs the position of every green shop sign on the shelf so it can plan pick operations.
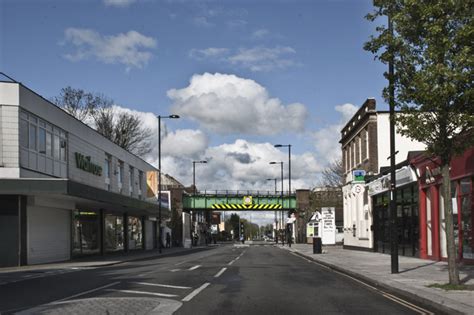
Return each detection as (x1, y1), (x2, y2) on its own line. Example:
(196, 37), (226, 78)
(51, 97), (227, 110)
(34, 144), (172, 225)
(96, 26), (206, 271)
(75, 152), (102, 176)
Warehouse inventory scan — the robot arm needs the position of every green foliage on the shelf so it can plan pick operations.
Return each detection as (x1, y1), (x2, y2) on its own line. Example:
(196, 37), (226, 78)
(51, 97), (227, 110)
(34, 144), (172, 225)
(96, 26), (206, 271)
(364, 0), (474, 164)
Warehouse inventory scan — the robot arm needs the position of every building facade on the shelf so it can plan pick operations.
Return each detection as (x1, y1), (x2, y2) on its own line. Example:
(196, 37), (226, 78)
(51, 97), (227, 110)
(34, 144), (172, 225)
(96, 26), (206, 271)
(411, 148), (474, 263)
(340, 99), (425, 250)
(0, 81), (168, 267)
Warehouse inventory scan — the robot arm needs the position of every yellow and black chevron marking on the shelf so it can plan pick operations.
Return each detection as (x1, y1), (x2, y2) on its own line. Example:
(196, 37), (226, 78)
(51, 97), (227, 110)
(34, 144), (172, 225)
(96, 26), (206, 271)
(211, 204), (282, 210)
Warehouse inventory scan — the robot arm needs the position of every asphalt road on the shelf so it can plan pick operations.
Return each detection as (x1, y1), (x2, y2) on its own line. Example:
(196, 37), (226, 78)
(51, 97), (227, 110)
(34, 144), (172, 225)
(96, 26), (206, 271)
(0, 244), (432, 314)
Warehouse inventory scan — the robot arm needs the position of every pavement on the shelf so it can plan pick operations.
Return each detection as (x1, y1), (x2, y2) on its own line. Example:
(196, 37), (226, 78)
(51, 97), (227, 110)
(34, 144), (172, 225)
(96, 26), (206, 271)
(278, 243), (474, 315)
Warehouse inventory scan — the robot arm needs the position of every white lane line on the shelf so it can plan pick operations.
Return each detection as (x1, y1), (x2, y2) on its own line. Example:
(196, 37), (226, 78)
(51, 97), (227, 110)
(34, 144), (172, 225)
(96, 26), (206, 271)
(54, 281), (120, 303)
(132, 282), (191, 289)
(176, 261), (187, 266)
(235, 256), (240, 261)
(214, 267), (227, 278)
(228, 260), (235, 266)
(181, 283), (210, 302)
(188, 265), (201, 271)
(171, 269), (181, 272)
(107, 289), (178, 298)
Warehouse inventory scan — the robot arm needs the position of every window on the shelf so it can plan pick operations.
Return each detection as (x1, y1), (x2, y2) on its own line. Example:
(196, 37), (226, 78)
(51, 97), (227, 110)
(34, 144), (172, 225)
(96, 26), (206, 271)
(53, 134), (60, 160)
(38, 128), (46, 154)
(138, 170), (143, 198)
(358, 136), (362, 164)
(60, 139), (67, 161)
(129, 166), (134, 196)
(46, 132), (52, 156)
(118, 161), (124, 193)
(20, 119), (28, 148)
(365, 129), (369, 160)
(29, 124), (37, 150)
(105, 154), (111, 191)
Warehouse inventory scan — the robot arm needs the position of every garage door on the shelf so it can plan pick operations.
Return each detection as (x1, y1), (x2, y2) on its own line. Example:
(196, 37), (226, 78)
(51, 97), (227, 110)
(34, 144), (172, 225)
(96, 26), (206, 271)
(28, 206), (70, 264)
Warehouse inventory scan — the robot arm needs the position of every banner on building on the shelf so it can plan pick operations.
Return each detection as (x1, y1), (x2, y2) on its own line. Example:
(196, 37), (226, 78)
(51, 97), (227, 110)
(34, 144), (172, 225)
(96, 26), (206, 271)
(146, 171), (158, 198)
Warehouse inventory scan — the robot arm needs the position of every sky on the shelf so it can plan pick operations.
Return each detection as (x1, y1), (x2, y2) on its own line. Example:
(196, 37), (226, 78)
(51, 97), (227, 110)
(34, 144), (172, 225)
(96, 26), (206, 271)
(1, 0), (388, 201)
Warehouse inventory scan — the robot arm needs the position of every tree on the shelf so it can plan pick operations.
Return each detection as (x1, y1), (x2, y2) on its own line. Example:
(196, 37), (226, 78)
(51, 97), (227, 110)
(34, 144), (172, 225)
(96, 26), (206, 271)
(52, 87), (153, 156)
(52, 86), (110, 121)
(318, 159), (344, 188)
(365, 0), (473, 284)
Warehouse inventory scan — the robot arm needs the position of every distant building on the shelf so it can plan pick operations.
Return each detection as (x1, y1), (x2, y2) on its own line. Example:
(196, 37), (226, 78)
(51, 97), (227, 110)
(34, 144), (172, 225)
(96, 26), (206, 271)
(339, 99), (425, 250)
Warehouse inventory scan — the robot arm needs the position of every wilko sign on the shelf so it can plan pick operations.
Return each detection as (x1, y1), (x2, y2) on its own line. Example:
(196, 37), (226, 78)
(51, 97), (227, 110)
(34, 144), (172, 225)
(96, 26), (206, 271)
(75, 152), (102, 176)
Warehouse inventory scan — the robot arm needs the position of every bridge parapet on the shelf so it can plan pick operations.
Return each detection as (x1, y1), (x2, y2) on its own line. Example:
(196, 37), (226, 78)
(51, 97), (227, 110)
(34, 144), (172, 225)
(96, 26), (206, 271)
(183, 190), (296, 210)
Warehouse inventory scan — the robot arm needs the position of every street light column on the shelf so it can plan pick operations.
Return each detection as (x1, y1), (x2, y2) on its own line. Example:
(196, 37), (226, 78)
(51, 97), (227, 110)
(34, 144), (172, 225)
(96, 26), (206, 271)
(157, 114), (179, 254)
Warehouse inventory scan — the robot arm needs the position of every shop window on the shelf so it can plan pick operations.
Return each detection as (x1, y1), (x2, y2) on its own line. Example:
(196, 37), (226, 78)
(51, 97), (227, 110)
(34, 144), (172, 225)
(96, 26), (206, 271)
(128, 217), (143, 250)
(72, 210), (100, 256)
(460, 178), (473, 259)
(105, 214), (124, 252)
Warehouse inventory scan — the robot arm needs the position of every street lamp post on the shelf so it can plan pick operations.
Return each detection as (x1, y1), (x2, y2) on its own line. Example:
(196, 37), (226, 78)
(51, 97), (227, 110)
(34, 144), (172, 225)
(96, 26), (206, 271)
(266, 178), (277, 194)
(270, 161), (284, 244)
(274, 144), (292, 208)
(157, 114), (179, 254)
(192, 160), (207, 240)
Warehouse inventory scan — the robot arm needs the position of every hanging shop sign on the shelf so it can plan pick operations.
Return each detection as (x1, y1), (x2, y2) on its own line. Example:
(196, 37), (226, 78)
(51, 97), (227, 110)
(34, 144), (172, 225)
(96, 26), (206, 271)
(75, 152), (102, 176)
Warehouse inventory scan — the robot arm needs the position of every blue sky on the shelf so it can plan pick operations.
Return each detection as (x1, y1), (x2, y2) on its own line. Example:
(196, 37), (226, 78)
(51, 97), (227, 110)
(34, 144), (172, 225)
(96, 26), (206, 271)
(1, 0), (388, 194)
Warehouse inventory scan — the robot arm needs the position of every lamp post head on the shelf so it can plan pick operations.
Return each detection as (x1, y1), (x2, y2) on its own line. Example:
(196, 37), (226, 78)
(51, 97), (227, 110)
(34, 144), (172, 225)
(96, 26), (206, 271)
(269, 161), (282, 165)
(274, 144), (283, 148)
(193, 160), (207, 164)
(169, 114), (180, 119)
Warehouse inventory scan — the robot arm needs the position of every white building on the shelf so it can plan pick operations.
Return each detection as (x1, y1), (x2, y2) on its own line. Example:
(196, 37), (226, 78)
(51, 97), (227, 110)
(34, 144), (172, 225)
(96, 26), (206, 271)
(339, 99), (425, 250)
(0, 80), (171, 267)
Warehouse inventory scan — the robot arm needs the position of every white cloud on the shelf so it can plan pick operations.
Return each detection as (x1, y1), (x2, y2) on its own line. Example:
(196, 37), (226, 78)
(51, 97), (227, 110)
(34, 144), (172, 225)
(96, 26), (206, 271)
(154, 139), (322, 192)
(188, 48), (229, 60)
(104, 0), (136, 7)
(62, 28), (157, 70)
(312, 103), (358, 162)
(252, 29), (269, 39)
(227, 19), (248, 28)
(167, 73), (308, 135)
(228, 46), (297, 72)
(188, 45), (298, 72)
(161, 129), (208, 158)
(193, 16), (214, 28)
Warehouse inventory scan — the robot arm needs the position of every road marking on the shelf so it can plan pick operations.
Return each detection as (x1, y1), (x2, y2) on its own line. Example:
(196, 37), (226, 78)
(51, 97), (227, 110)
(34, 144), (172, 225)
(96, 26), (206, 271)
(188, 265), (201, 271)
(382, 293), (434, 315)
(106, 289), (178, 298)
(235, 256), (240, 261)
(214, 267), (227, 278)
(132, 282), (191, 289)
(176, 260), (187, 266)
(228, 260), (235, 265)
(171, 269), (181, 272)
(54, 281), (121, 302)
(182, 283), (210, 302)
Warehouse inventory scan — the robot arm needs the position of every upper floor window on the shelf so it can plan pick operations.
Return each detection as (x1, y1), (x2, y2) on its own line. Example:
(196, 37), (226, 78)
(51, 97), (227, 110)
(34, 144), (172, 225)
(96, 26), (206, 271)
(365, 129), (369, 160)
(118, 160), (124, 193)
(129, 166), (134, 196)
(138, 170), (143, 199)
(20, 110), (67, 162)
(105, 154), (111, 190)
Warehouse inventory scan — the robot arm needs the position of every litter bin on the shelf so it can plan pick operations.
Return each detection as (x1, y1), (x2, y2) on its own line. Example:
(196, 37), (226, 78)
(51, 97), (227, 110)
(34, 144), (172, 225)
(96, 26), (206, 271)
(313, 237), (322, 254)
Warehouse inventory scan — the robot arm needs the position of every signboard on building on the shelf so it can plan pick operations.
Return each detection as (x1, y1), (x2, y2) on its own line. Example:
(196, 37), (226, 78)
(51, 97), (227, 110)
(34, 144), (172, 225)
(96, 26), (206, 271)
(352, 170), (366, 183)
(367, 166), (417, 196)
(75, 152), (102, 176)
